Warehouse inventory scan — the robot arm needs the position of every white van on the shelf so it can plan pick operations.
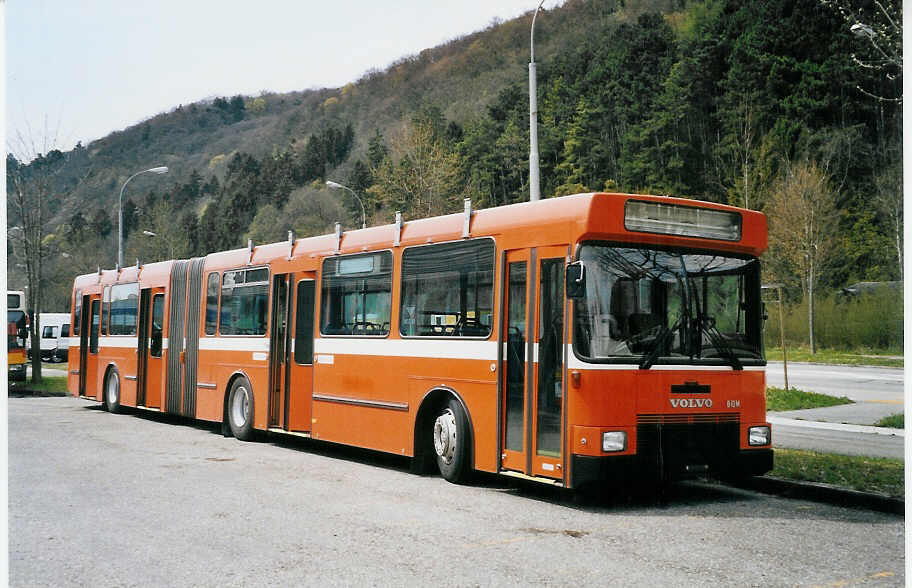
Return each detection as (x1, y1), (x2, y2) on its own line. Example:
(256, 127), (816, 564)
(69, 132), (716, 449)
(26, 312), (71, 363)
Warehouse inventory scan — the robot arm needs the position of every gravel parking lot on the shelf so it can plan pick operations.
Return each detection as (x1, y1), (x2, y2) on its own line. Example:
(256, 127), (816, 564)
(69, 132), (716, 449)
(10, 396), (905, 586)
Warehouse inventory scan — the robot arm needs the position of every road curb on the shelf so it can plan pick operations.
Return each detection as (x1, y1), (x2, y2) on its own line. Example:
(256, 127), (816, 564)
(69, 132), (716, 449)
(731, 475), (903, 514)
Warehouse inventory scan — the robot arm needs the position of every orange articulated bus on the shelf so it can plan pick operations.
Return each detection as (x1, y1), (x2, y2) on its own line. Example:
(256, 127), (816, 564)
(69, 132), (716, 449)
(68, 193), (772, 488)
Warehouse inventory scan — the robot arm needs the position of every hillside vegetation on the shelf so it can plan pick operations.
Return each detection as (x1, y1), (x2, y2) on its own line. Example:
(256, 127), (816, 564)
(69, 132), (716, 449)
(7, 0), (902, 352)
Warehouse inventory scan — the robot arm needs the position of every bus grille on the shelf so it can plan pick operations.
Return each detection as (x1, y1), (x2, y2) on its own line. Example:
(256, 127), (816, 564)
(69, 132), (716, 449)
(637, 413), (739, 425)
(636, 414), (740, 479)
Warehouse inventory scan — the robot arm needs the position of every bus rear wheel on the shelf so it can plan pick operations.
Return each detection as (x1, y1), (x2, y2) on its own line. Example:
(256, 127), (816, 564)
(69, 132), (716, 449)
(433, 398), (470, 483)
(104, 368), (122, 414)
(228, 377), (255, 441)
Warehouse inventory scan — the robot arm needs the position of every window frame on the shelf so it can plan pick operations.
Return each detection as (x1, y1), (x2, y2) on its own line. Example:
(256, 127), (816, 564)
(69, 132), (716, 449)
(293, 278), (315, 365)
(108, 282), (140, 336)
(398, 237), (496, 340)
(569, 240), (765, 367)
(218, 266), (270, 337)
(319, 250), (394, 338)
(204, 271), (220, 336)
(150, 293), (164, 358)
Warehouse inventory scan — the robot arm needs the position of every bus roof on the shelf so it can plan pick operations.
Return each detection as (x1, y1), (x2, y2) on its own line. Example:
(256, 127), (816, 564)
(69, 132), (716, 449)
(73, 192), (767, 287)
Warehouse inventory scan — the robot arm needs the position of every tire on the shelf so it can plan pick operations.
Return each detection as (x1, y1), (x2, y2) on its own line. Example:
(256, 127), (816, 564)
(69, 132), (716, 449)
(432, 397), (471, 483)
(227, 377), (255, 441)
(105, 368), (122, 414)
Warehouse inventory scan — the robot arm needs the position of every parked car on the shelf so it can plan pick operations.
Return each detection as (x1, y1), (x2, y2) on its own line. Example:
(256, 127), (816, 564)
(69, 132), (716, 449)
(26, 312), (70, 362)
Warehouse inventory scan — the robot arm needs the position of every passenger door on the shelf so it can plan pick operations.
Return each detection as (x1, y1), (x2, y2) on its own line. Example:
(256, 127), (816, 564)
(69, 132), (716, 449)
(287, 276), (315, 432)
(500, 246), (567, 480)
(84, 296), (102, 400)
(137, 289), (165, 408)
(268, 274), (290, 429)
(268, 273), (315, 432)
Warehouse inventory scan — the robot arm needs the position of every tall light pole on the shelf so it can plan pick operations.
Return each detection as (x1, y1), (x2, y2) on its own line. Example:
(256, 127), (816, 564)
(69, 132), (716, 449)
(326, 180), (366, 229)
(528, 0), (545, 202)
(119, 166), (168, 267)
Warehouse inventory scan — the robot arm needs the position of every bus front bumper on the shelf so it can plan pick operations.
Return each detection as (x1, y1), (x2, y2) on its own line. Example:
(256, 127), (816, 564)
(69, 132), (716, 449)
(570, 449), (774, 489)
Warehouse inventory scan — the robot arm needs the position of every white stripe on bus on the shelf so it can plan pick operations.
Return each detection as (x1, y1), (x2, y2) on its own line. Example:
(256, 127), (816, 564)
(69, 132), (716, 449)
(314, 338), (498, 361)
(198, 338), (270, 353)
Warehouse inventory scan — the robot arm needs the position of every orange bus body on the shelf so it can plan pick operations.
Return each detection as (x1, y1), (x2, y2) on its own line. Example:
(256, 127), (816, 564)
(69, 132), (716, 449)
(68, 193), (772, 488)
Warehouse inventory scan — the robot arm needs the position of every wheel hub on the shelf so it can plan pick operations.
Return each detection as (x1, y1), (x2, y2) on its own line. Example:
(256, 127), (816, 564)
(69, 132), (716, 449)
(232, 386), (249, 428)
(433, 408), (457, 464)
(107, 373), (118, 405)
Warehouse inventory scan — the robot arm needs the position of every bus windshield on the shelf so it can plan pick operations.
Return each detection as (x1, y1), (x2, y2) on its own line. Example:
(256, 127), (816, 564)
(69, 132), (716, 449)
(8, 310), (26, 350)
(572, 244), (763, 367)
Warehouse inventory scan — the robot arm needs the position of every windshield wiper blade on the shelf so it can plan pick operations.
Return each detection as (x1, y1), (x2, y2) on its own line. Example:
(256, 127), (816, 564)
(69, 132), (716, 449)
(639, 317), (680, 370)
(700, 320), (743, 371)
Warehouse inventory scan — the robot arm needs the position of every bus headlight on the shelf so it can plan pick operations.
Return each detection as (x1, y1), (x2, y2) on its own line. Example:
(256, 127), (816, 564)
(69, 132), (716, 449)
(748, 426), (771, 446)
(602, 431), (627, 452)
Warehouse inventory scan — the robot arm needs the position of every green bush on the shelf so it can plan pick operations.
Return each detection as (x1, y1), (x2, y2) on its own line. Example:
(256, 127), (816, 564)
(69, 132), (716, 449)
(764, 288), (902, 352)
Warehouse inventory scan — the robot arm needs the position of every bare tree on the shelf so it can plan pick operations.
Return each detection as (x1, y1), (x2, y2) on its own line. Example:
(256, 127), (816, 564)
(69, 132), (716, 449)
(367, 117), (466, 220)
(713, 94), (774, 210)
(873, 162), (903, 278)
(822, 0), (902, 103)
(7, 124), (88, 382)
(765, 161), (840, 354)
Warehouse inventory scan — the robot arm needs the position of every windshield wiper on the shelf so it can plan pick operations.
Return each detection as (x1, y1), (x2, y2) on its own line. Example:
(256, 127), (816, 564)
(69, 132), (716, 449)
(698, 317), (743, 371)
(639, 316), (681, 370)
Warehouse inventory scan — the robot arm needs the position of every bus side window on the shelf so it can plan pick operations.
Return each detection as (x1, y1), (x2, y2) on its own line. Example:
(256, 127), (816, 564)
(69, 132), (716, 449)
(151, 294), (164, 358)
(399, 239), (494, 338)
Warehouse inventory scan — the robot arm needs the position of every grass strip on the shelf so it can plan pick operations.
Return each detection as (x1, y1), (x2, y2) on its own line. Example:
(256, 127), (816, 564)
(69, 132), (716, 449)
(772, 448), (904, 498)
(766, 386), (852, 412)
(767, 346), (903, 368)
(874, 414), (904, 429)
(9, 376), (69, 396)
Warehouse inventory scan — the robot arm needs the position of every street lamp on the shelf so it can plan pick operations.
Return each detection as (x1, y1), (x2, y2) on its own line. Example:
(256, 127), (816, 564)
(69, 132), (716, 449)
(528, 0), (545, 202)
(119, 166), (168, 267)
(325, 181), (366, 229)
(850, 22), (874, 38)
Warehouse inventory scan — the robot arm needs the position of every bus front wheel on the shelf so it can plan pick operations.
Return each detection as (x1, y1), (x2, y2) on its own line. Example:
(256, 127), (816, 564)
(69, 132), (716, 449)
(227, 377), (255, 441)
(433, 398), (470, 483)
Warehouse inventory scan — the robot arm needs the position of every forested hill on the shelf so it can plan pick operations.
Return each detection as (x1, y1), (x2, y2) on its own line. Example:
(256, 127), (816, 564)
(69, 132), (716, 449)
(8, 0), (902, 311)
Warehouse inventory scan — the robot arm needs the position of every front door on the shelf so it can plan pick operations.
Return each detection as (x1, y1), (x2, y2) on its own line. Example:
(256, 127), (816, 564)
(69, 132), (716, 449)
(500, 246), (567, 480)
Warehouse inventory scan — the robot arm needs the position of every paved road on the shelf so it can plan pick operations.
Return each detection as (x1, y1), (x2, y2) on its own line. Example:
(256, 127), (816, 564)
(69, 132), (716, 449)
(769, 417), (904, 459)
(764, 362), (904, 459)
(766, 361), (904, 404)
(10, 396), (904, 587)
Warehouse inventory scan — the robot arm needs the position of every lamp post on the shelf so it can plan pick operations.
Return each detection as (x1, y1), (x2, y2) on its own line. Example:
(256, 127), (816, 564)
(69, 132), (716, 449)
(528, 0), (545, 202)
(326, 181), (366, 229)
(119, 166), (168, 267)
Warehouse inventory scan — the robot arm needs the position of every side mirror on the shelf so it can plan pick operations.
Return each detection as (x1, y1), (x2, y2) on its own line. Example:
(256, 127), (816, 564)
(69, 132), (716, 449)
(566, 262), (586, 299)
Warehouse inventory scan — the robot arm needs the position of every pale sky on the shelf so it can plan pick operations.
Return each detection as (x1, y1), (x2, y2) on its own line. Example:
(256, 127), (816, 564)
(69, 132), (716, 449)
(6, 1), (562, 154)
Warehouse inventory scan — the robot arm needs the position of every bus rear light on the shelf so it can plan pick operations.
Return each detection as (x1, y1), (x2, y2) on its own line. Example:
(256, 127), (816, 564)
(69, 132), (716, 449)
(748, 426), (770, 446)
(602, 431), (627, 452)
(625, 200), (742, 241)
